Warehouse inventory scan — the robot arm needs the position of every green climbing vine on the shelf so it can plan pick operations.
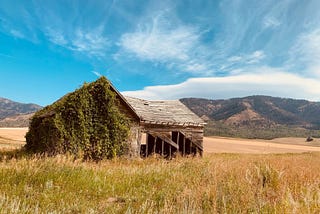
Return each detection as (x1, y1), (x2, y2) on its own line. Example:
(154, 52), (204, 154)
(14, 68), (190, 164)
(26, 77), (130, 160)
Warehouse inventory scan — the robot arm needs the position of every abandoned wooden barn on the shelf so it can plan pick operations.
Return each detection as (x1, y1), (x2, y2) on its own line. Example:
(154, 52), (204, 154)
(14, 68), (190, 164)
(124, 97), (205, 158)
(111, 83), (205, 158)
(26, 76), (204, 159)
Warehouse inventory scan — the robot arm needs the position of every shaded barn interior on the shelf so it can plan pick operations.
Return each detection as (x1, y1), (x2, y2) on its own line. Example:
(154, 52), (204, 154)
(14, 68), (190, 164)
(125, 97), (205, 158)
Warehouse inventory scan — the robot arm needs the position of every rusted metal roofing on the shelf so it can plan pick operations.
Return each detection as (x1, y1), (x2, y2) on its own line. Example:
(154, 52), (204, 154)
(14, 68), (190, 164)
(125, 96), (205, 127)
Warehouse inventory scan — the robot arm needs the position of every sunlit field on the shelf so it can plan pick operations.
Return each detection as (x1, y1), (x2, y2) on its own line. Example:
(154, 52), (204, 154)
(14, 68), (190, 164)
(0, 128), (26, 150)
(0, 151), (319, 213)
(0, 129), (320, 213)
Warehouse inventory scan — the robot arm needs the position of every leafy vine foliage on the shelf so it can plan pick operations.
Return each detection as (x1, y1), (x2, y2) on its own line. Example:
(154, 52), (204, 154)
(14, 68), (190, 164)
(26, 77), (130, 160)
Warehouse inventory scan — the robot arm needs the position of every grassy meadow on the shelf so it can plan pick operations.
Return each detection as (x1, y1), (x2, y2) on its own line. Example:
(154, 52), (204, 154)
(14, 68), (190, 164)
(0, 150), (320, 213)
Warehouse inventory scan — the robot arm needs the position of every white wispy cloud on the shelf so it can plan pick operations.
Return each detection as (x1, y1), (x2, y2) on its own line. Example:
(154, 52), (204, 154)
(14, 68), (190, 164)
(45, 28), (67, 46)
(120, 24), (197, 61)
(227, 56), (243, 62)
(71, 28), (110, 57)
(247, 50), (265, 64)
(122, 68), (320, 101)
(9, 29), (25, 39)
(227, 50), (265, 65)
(293, 29), (320, 61)
(185, 62), (208, 73)
(222, 50), (266, 72)
(263, 16), (281, 29)
(45, 27), (109, 57)
(289, 29), (320, 76)
(118, 13), (211, 74)
(91, 70), (102, 77)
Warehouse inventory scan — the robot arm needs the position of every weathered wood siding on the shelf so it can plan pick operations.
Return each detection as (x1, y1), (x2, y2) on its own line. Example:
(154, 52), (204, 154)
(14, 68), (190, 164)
(126, 124), (142, 157)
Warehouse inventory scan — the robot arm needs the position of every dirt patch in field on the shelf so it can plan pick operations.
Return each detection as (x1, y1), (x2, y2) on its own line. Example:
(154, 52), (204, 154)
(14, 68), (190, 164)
(204, 136), (320, 154)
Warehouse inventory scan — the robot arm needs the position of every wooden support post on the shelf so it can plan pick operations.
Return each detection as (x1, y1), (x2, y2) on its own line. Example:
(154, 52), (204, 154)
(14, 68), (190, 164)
(138, 130), (142, 157)
(169, 145), (172, 159)
(189, 141), (192, 155)
(183, 136), (186, 156)
(176, 132), (180, 154)
(161, 140), (164, 156)
(177, 132), (180, 144)
(145, 134), (148, 157)
(153, 137), (156, 154)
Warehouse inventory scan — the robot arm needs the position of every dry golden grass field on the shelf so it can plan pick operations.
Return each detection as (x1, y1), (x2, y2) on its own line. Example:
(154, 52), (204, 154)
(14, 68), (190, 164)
(204, 136), (320, 154)
(1, 128), (320, 212)
(0, 128), (27, 150)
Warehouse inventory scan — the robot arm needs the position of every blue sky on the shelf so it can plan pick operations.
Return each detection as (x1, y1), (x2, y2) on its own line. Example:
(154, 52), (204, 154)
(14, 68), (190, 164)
(1, 0), (320, 106)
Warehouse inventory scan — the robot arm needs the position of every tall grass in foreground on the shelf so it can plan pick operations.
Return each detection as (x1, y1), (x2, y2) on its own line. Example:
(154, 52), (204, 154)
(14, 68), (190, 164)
(0, 151), (320, 213)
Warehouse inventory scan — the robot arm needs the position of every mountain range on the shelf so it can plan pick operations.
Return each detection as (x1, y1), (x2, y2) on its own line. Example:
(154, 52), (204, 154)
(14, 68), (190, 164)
(180, 96), (320, 139)
(0, 97), (42, 127)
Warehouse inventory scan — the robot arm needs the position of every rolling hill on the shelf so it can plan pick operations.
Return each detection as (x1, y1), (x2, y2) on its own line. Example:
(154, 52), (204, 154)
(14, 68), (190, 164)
(0, 97), (42, 127)
(181, 96), (320, 139)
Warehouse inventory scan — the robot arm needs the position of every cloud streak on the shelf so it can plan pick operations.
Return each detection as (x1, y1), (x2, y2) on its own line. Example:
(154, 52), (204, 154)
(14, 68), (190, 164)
(0, 1), (112, 58)
(91, 70), (102, 77)
(288, 28), (320, 77)
(45, 27), (110, 57)
(118, 12), (212, 74)
(226, 50), (265, 67)
(122, 68), (320, 101)
(263, 16), (281, 29)
(120, 25), (197, 61)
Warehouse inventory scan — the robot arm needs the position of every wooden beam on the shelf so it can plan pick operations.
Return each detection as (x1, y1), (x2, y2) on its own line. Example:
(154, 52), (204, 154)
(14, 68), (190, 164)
(153, 137), (156, 154)
(183, 136), (186, 156)
(148, 132), (179, 149)
(179, 131), (203, 151)
(176, 131), (179, 154)
(141, 124), (204, 130)
(145, 134), (149, 157)
(137, 130), (142, 157)
(169, 145), (172, 159)
(161, 140), (164, 156)
(190, 140), (203, 151)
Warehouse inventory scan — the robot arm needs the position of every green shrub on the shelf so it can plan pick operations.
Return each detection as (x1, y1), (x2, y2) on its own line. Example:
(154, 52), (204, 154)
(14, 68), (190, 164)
(25, 77), (130, 160)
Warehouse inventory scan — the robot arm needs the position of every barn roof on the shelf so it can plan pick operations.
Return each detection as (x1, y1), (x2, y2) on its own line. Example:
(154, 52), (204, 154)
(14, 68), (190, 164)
(124, 96), (205, 127)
